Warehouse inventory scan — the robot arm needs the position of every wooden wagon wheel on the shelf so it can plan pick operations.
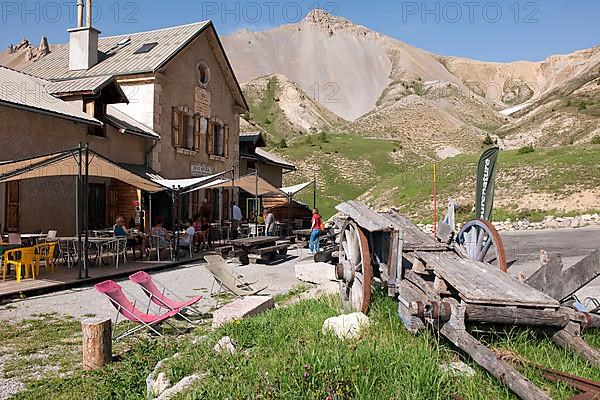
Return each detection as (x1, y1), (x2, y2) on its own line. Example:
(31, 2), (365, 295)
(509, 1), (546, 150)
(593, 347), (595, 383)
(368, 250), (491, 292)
(456, 219), (508, 272)
(336, 219), (372, 313)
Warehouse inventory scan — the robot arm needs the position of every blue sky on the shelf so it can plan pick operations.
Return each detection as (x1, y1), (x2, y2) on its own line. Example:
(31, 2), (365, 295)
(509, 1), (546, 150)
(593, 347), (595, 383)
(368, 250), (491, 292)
(2, 0), (598, 62)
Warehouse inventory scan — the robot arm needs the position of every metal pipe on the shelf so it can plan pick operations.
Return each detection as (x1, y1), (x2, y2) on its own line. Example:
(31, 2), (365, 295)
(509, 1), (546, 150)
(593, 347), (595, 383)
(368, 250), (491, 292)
(83, 144), (90, 279)
(76, 144), (82, 279)
(76, 0), (84, 27)
(85, 0), (92, 27)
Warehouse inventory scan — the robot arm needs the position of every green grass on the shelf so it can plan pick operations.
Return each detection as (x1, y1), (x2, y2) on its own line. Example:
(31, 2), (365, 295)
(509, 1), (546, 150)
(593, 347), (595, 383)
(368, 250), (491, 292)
(276, 133), (421, 218)
(5, 296), (600, 399)
(366, 144), (600, 222)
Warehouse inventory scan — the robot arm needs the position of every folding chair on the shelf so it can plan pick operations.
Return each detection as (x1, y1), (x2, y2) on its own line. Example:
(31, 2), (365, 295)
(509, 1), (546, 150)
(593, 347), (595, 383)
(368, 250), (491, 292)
(129, 271), (204, 324)
(94, 280), (183, 341)
(203, 255), (267, 306)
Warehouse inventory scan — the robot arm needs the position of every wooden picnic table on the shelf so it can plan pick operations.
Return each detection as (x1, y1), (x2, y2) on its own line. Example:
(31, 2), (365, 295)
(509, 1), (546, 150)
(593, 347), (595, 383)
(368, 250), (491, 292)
(228, 236), (290, 265)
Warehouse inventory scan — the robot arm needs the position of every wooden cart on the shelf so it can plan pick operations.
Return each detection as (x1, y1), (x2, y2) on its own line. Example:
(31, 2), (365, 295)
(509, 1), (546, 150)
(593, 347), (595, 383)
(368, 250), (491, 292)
(335, 200), (600, 400)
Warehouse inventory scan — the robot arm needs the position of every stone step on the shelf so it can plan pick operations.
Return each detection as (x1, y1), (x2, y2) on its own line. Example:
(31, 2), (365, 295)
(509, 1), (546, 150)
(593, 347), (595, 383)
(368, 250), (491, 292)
(212, 295), (274, 328)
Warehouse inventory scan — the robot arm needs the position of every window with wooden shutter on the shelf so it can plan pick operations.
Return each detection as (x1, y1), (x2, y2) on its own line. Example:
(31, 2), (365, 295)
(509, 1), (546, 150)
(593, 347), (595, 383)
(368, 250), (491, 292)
(171, 107), (181, 148)
(193, 114), (201, 151)
(207, 120), (214, 155)
(224, 125), (230, 158)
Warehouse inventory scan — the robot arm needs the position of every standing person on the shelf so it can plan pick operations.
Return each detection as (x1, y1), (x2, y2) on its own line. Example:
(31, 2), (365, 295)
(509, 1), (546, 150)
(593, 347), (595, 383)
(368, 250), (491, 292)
(265, 208), (276, 237)
(200, 198), (211, 222)
(309, 208), (322, 254)
(231, 201), (242, 239)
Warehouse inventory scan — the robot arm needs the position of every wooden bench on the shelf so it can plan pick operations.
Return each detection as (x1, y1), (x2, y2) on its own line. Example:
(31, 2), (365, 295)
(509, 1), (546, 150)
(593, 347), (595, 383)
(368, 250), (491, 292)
(214, 245), (233, 258)
(248, 243), (291, 263)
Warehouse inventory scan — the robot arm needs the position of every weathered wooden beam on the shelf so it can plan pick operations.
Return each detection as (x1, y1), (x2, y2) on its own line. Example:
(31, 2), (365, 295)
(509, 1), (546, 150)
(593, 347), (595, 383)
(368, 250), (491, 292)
(387, 229), (402, 296)
(396, 279), (427, 334)
(551, 322), (600, 366)
(440, 306), (551, 400)
(314, 246), (336, 263)
(526, 249), (600, 302)
(464, 305), (569, 327)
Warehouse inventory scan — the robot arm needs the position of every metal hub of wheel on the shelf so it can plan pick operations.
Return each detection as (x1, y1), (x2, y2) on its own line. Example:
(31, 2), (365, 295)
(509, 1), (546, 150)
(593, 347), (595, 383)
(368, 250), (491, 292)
(456, 219), (508, 272)
(337, 219), (372, 313)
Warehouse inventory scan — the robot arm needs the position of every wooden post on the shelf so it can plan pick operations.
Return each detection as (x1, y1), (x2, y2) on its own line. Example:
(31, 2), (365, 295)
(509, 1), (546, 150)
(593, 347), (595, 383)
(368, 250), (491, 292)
(433, 162), (437, 239)
(82, 318), (112, 370)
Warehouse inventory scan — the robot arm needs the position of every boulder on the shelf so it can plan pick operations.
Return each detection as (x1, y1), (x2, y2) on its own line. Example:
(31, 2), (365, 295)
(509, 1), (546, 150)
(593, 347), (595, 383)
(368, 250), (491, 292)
(212, 296), (274, 328)
(322, 312), (369, 339)
(214, 336), (236, 354)
(152, 372), (171, 397)
(295, 262), (336, 284)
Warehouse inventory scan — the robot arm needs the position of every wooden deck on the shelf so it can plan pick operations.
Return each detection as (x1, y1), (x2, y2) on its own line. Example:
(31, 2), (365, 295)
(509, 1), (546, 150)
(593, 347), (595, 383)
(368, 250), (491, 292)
(0, 255), (207, 301)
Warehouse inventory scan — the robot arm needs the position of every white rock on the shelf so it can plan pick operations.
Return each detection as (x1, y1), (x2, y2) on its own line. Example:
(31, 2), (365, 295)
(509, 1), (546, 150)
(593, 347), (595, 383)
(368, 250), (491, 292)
(560, 220), (571, 229)
(322, 312), (369, 339)
(295, 262), (336, 284)
(440, 361), (476, 377)
(157, 374), (204, 400)
(582, 214), (592, 221)
(152, 372), (172, 397)
(591, 213), (600, 220)
(214, 336), (236, 354)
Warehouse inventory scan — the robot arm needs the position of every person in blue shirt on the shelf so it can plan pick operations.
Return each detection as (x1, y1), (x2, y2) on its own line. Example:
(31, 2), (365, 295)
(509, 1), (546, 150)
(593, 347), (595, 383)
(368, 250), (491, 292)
(113, 216), (146, 257)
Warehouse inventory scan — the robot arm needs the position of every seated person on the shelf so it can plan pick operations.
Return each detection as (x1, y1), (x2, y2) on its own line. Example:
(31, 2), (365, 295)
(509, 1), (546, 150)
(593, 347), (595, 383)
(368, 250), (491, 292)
(114, 216), (146, 257)
(178, 219), (196, 256)
(151, 216), (171, 251)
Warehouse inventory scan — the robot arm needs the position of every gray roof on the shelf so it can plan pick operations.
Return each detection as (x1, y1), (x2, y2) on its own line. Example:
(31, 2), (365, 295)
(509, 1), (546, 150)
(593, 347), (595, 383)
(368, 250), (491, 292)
(0, 66), (101, 126)
(106, 105), (160, 140)
(255, 148), (296, 170)
(23, 21), (211, 80)
(46, 75), (115, 96)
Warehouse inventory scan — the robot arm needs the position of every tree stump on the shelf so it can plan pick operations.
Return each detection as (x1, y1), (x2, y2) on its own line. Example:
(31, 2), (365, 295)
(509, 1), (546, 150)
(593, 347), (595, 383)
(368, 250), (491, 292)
(82, 318), (112, 370)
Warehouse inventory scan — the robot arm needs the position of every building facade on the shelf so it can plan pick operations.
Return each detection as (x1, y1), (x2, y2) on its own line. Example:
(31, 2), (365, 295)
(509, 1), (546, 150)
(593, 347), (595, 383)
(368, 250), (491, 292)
(1, 1), (247, 234)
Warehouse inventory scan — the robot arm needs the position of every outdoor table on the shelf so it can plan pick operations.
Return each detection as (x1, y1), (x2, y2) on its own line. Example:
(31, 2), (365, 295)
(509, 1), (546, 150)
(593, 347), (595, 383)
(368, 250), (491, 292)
(56, 237), (115, 267)
(0, 243), (22, 256)
(228, 236), (290, 265)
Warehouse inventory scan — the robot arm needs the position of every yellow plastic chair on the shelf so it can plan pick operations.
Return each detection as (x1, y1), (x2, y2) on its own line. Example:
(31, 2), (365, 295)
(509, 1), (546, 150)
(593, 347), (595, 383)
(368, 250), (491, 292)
(34, 242), (56, 275)
(3, 247), (36, 282)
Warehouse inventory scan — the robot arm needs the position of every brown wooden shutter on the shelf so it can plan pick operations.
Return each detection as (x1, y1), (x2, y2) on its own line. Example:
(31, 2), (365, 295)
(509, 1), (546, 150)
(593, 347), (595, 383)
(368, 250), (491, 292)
(171, 107), (180, 148)
(207, 119), (214, 155)
(224, 125), (230, 158)
(193, 114), (201, 151)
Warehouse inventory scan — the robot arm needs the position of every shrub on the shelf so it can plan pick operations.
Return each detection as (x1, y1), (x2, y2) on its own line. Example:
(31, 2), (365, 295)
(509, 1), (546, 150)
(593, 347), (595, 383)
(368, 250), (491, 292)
(277, 138), (288, 148)
(319, 131), (329, 143)
(591, 136), (600, 145)
(517, 145), (534, 155)
(483, 134), (494, 146)
(578, 101), (587, 110)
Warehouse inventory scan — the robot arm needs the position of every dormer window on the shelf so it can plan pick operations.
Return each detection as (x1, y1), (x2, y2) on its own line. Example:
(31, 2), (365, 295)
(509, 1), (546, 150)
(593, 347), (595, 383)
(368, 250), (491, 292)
(134, 42), (158, 54)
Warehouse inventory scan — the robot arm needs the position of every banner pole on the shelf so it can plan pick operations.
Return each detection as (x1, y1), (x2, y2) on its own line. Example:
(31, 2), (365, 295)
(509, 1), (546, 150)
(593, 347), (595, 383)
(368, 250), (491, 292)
(433, 162), (437, 239)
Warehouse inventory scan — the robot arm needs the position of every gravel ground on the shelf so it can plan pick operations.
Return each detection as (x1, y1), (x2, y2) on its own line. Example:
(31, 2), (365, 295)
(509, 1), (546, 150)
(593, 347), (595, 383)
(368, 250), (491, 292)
(0, 248), (312, 323)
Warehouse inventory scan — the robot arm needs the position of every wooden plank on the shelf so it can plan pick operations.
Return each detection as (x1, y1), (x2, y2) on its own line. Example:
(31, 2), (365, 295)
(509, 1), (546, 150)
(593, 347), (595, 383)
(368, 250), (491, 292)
(335, 200), (399, 232)
(440, 307), (551, 400)
(417, 251), (559, 308)
(385, 212), (449, 251)
(526, 249), (600, 302)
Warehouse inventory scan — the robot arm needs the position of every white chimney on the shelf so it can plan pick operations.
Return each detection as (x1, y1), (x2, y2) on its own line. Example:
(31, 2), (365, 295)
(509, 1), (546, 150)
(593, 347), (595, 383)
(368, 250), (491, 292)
(68, 0), (100, 70)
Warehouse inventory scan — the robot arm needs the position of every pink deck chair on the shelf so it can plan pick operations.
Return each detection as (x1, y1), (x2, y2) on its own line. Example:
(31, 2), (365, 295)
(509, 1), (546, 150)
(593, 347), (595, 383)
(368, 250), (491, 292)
(129, 271), (205, 323)
(95, 280), (182, 341)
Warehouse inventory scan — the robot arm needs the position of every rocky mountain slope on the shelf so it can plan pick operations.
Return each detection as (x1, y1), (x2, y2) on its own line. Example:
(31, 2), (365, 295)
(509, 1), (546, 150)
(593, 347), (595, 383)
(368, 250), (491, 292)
(223, 10), (600, 153)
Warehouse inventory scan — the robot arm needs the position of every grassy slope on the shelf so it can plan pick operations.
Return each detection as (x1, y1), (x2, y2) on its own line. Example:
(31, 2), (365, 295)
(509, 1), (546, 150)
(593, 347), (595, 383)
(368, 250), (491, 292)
(362, 144), (600, 222)
(275, 133), (424, 219)
(8, 296), (600, 400)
